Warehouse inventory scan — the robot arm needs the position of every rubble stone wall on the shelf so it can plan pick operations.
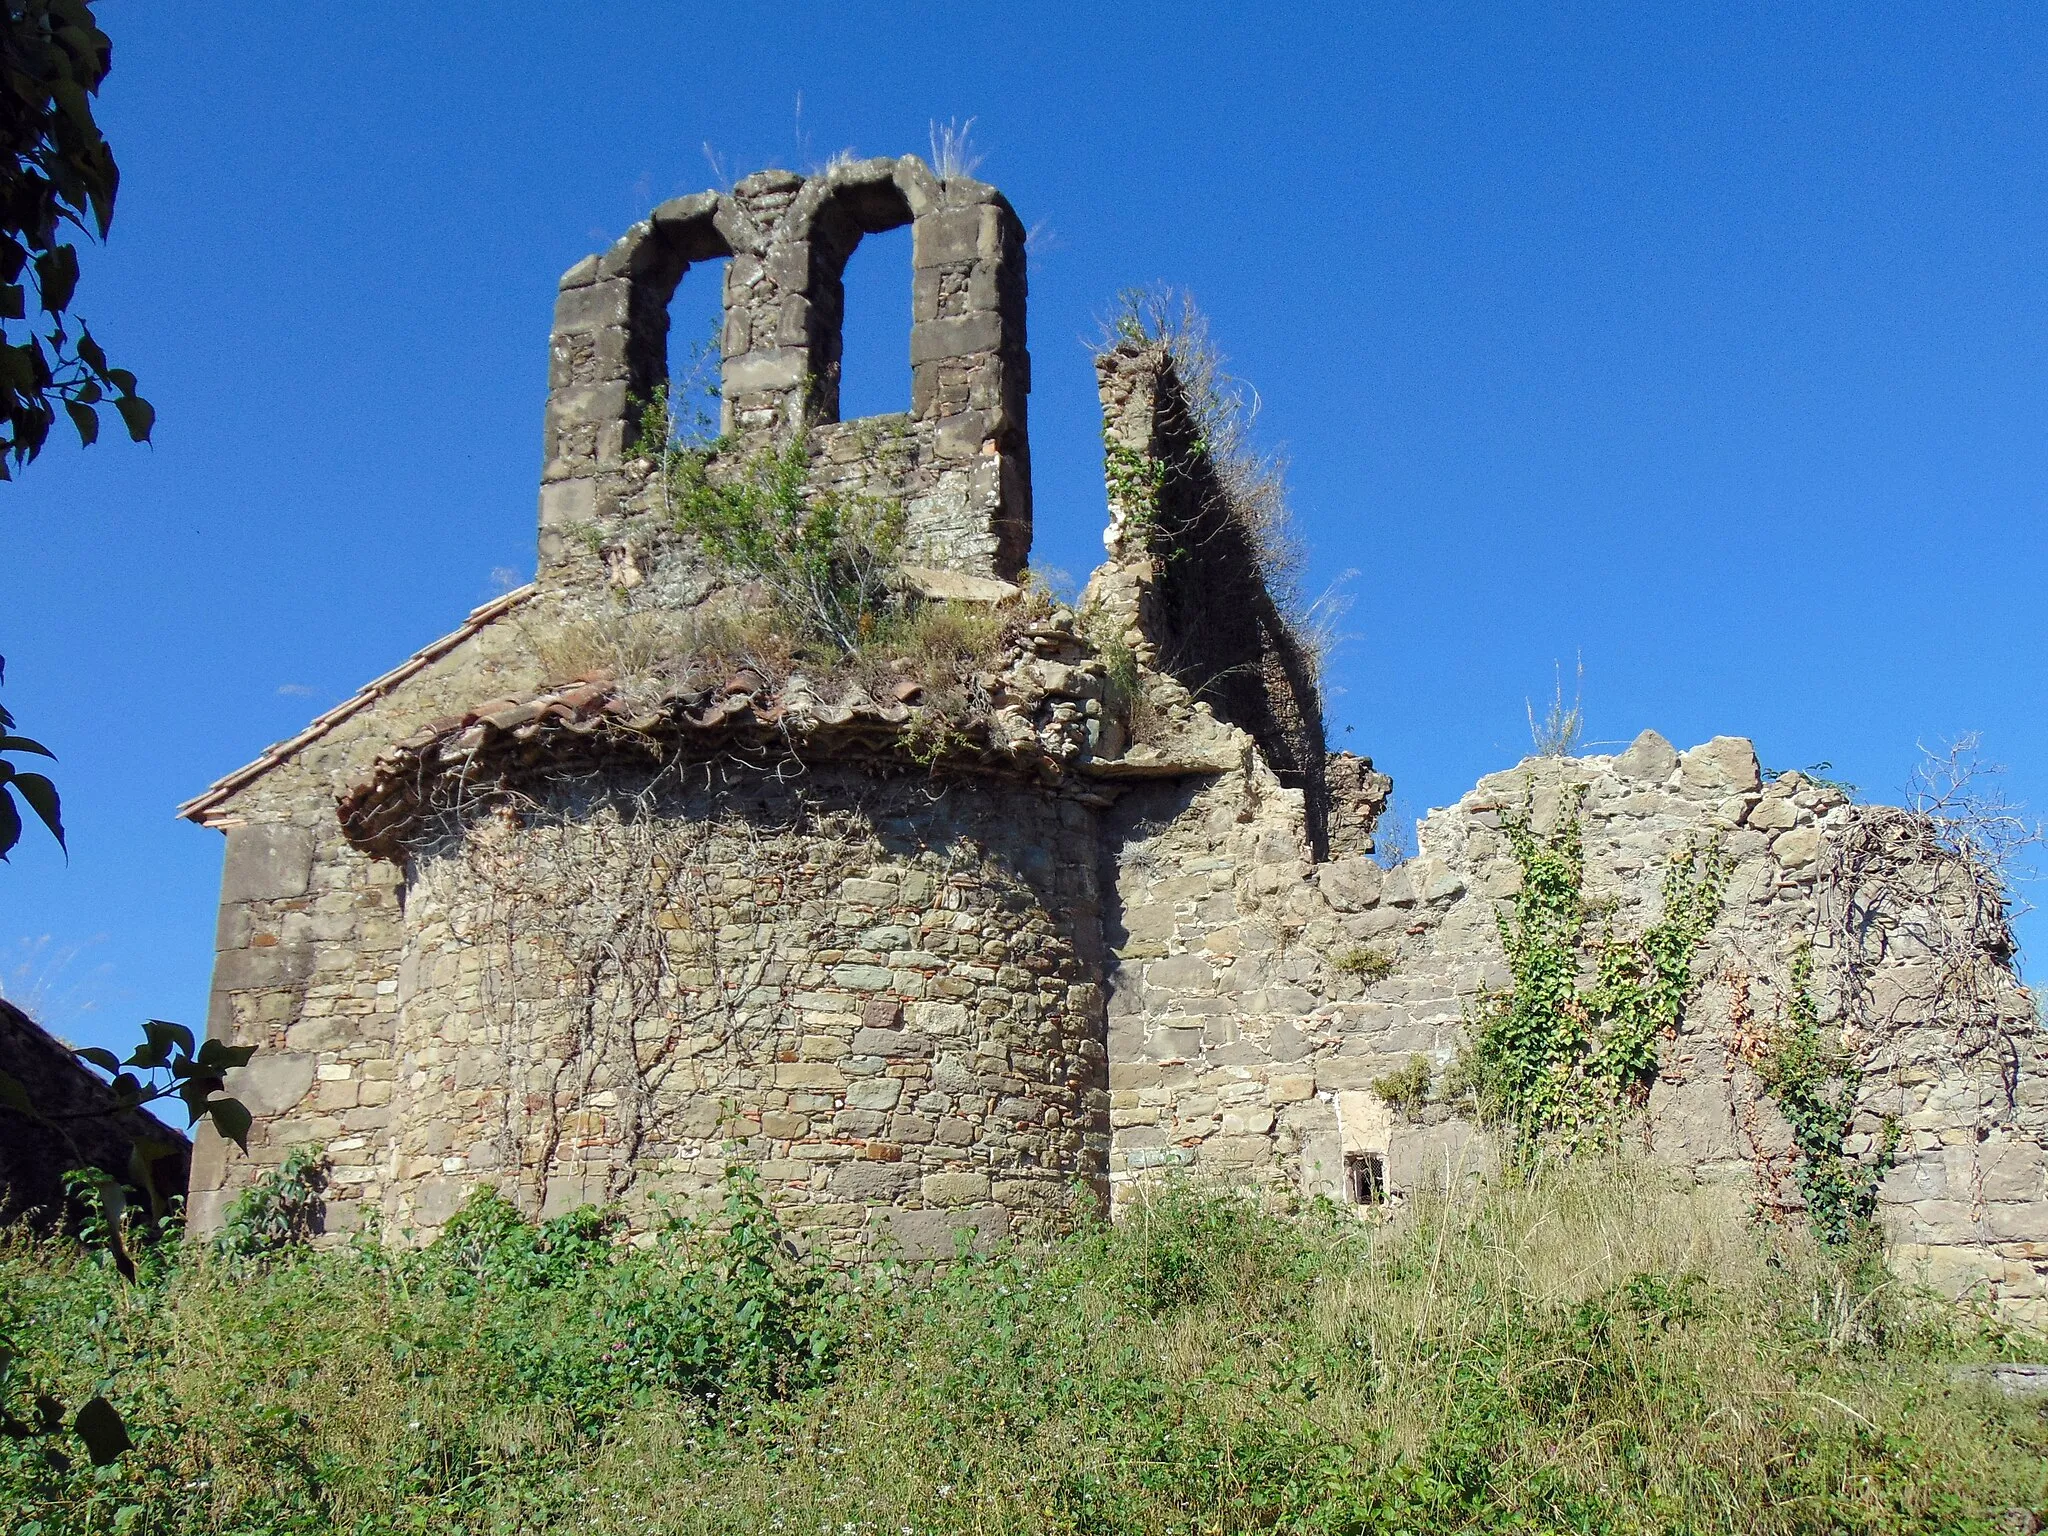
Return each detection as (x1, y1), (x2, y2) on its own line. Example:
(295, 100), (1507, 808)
(384, 765), (1107, 1255)
(182, 595), (553, 1235)
(1100, 728), (2046, 1325)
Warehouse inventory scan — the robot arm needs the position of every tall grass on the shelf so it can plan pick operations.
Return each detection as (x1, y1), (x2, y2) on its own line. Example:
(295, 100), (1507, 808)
(5, 1162), (2043, 1534)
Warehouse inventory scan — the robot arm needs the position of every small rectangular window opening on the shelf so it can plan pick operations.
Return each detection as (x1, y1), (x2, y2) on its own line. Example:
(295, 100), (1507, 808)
(1345, 1152), (1387, 1206)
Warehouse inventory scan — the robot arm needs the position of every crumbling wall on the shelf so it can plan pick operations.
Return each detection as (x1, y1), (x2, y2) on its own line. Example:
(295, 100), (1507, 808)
(385, 766), (1105, 1255)
(1102, 751), (1481, 1208)
(1085, 343), (1329, 850)
(1102, 726), (2046, 1325)
(541, 157), (1030, 588)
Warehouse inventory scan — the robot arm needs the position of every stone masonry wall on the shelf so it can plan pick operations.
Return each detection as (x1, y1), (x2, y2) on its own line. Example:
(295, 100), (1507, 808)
(1086, 343), (1328, 849)
(385, 765), (1106, 1256)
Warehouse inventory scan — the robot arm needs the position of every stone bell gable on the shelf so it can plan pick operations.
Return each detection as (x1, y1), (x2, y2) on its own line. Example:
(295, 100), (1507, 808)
(540, 157), (1030, 583)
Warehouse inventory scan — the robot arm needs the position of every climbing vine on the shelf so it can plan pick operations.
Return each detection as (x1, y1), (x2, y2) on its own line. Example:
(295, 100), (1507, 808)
(1101, 432), (1167, 537)
(1755, 945), (1899, 1246)
(1456, 785), (1731, 1154)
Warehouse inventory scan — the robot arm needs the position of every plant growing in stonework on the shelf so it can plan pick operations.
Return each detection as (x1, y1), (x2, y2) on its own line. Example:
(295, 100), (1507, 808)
(1453, 784), (1732, 1153)
(667, 434), (907, 657)
(1755, 945), (1900, 1247)
(1095, 286), (1350, 681)
(631, 369), (912, 660)
(1372, 1053), (1432, 1118)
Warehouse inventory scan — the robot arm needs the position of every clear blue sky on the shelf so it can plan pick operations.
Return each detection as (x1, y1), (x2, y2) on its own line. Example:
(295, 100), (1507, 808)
(5, 3), (2045, 1054)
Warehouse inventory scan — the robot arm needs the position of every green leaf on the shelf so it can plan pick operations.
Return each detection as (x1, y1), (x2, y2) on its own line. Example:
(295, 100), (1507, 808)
(113, 392), (152, 443)
(0, 787), (22, 860)
(34, 245), (78, 315)
(62, 396), (95, 445)
(145, 1018), (196, 1061)
(71, 1396), (129, 1465)
(75, 327), (104, 372)
(13, 772), (63, 852)
(75, 1045), (121, 1073)
(0, 735), (55, 757)
(196, 1037), (255, 1070)
(207, 1096), (253, 1151)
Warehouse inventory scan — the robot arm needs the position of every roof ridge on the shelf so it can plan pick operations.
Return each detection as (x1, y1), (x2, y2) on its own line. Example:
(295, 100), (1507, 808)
(176, 584), (539, 826)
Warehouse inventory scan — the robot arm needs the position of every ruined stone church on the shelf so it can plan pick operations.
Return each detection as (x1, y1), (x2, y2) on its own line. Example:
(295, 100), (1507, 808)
(177, 156), (2046, 1322)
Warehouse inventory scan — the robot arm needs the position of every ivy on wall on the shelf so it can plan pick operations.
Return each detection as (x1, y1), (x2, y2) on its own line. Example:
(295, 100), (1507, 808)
(1756, 945), (1899, 1246)
(1455, 785), (1732, 1154)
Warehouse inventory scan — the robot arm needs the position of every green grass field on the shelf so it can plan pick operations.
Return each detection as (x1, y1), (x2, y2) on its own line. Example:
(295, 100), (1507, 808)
(5, 1162), (2044, 1535)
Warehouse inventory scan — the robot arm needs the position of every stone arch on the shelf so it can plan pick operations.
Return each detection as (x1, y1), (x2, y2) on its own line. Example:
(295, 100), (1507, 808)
(790, 162), (919, 425)
(538, 192), (736, 552)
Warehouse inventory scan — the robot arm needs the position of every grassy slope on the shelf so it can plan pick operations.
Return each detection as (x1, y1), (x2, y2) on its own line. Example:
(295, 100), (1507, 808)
(4, 1163), (2045, 1535)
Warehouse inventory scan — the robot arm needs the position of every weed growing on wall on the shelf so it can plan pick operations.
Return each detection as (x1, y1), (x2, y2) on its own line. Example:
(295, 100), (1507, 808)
(1758, 945), (1900, 1246)
(667, 435), (907, 657)
(1371, 1053), (1433, 1118)
(1332, 944), (1394, 981)
(1100, 430), (1166, 536)
(1095, 287), (1351, 679)
(1456, 785), (1732, 1152)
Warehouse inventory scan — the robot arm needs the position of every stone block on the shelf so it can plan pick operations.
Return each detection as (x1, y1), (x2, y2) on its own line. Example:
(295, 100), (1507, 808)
(225, 1051), (317, 1117)
(724, 347), (808, 394)
(1771, 826), (1823, 870)
(846, 1077), (903, 1111)
(910, 313), (1002, 365)
(1268, 1073), (1316, 1105)
(1616, 729), (1679, 782)
(921, 1170), (991, 1205)
(1747, 795), (1800, 831)
(1678, 736), (1760, 796)
(934, 408), (987, 460)
(285, 1015), (352, 1052)
(879, 1203), (1006, 1260)
(1147, 953), (1217, 992)
(912, 208), (980, 268)
(1335, 1091), (1391, 1153)
(1319, 857), (1384, 913)
(1141, 1025), (1204, 1062)
(831, 1160), (918, 1201)
(538, 476), (595, 529)
(832, 964), (894, 992)
(221, 824), (315, 903)
(551, 278), (630, 335)
(853, 1026), (930, 1058)
(775, 1063), (848, 1090)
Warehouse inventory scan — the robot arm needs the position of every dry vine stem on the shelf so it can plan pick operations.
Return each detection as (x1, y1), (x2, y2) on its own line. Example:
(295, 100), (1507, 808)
(1806, 737), (2042, 1214)
(406, 752), (936, 1215)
